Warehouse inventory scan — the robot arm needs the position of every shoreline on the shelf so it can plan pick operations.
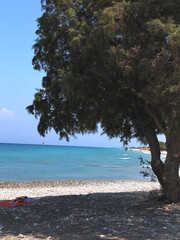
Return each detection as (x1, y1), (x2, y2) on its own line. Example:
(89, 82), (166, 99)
(0, 180), (160, 200)
(0, 179), (156, 187)
(129, 148), (167, 157)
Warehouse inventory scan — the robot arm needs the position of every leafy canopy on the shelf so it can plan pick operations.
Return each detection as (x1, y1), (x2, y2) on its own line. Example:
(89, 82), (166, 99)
(27, 0), (180, 143)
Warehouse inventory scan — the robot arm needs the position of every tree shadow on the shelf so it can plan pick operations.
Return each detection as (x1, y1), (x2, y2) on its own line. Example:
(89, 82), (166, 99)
(0, 191), (179, 240)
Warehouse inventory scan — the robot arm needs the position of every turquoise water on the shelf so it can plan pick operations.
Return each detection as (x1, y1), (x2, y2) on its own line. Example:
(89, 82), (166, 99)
(0, 143), (151, 182)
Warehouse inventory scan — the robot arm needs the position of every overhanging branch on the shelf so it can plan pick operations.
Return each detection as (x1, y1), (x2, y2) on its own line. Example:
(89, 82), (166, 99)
(144, 106), (166, 134)
(122, 87), (166, 134)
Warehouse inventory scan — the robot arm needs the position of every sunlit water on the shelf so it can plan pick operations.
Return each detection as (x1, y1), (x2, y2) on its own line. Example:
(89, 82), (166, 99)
(0, 143), (152, 182)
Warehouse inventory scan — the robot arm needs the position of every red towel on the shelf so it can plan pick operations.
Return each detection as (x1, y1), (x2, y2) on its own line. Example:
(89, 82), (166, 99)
(0, 196), (31, 207)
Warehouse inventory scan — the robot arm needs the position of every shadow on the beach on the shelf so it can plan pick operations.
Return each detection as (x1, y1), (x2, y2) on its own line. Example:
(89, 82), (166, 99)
(0, 191), (179, 240)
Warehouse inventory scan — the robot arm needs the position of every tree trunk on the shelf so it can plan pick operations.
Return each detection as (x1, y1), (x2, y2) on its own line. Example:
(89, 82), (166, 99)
(144, 129), (180, 202)
(164, 133), (180, 202)
(143, 128), (166, 189)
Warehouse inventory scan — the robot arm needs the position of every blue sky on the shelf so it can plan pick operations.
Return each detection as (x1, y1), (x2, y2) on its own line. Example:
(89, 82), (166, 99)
(0, 0), (165, 147)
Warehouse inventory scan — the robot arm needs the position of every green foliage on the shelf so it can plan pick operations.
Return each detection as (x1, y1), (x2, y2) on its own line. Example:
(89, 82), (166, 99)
(139, 157), (156, 181)
(27, 0), (180, 143)
(159, 141), (166, 151)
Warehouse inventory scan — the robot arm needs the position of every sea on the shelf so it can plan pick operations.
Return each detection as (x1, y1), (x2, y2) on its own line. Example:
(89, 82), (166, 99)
(0, 143), (152, 182)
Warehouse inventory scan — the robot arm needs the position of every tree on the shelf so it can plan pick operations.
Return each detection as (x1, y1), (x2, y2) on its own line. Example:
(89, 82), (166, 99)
(27, 0), (180, 202)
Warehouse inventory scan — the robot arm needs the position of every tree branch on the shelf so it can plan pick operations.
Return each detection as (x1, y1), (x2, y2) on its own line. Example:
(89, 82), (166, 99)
(122, 87), (166, 134)
(144, 106), (166, 134)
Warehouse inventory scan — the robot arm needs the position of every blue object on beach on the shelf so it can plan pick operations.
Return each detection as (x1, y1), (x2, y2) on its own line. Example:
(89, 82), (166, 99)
(24, 198), (34, 203)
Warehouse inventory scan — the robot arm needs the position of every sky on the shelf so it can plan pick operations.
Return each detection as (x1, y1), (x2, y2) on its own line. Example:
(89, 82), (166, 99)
(0, 0), (165, 148)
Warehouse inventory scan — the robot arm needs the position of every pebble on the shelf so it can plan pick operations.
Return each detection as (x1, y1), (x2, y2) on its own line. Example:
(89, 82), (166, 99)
(18, 234), (25, 238)
(15, 216), (19, 220)
(0, 181), (160, 200)
(0, 181), (179, 240)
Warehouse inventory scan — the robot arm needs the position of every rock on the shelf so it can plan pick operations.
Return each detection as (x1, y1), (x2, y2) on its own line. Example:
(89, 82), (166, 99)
(18, 234), (25, 238)
(15, 216), (19, 220)
(33, 223), (38, 227)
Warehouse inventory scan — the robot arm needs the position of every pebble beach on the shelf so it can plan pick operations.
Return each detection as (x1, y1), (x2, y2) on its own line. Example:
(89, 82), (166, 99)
(0, 180), (160, 200)
(0, 180), (180, 240)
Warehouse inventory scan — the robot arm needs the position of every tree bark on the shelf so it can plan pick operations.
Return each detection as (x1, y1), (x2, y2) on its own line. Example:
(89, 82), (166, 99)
(164, 133), (180, 202)
(144, 129), (180, 202)
(143, 128), (166, 189)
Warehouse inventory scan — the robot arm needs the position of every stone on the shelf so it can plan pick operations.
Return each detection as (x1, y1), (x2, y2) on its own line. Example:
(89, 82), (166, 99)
(18, 234), (25, 238)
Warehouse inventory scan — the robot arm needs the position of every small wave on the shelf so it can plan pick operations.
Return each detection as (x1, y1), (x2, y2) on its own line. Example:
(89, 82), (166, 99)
(119, 157), (131, 160)
(80, 164), (122, 169)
